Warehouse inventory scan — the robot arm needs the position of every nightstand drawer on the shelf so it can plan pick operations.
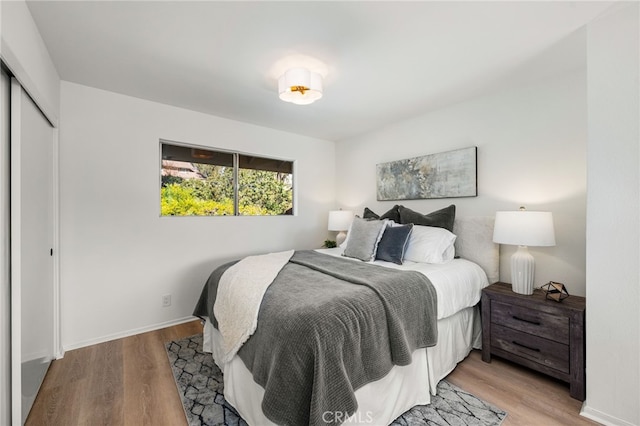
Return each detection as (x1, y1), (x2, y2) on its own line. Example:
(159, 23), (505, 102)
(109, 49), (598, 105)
(491, 324), (569, 373)
(491, 301), (569, 344)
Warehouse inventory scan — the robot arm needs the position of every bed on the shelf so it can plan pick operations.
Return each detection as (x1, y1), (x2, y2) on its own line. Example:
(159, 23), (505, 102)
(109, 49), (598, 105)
(194, 214), (499, 426)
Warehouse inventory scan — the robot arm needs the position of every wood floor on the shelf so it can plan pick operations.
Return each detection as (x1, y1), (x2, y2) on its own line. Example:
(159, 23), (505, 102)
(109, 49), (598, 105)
(447, 351), (598, 426)
(27, 320), (599, 426)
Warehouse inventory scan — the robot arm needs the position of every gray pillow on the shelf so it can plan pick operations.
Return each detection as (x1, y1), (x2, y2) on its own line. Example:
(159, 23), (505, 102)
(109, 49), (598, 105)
(398, 205), (456, 232)
(375, 224), (414, 265)
(343, 217), (387, 261)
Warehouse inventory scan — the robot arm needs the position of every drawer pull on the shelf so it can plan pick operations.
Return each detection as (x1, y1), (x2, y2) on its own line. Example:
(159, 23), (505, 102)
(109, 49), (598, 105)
(512, 315), (540, 326)
(512, 341), (541, 352)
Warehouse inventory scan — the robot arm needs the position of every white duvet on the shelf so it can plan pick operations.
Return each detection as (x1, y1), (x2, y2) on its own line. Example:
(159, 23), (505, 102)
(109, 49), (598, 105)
(316, 247), (489, 319)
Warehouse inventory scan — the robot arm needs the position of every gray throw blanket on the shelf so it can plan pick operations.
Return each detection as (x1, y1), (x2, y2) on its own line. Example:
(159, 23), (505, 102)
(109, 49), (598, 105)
(193, 250), (437, 426)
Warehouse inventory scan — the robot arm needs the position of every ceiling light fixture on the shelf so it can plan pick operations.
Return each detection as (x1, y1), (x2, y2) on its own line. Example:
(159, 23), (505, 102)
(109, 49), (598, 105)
(278, 67), (323, 105)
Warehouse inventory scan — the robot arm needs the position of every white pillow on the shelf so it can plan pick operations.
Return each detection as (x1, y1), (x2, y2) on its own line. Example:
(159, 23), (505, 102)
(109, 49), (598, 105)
(403, 225), (457, 264)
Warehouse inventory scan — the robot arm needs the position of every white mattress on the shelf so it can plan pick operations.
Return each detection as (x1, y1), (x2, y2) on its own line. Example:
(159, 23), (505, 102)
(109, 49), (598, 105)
(315, 247), (489, 319)
(202, 250), (488, 425)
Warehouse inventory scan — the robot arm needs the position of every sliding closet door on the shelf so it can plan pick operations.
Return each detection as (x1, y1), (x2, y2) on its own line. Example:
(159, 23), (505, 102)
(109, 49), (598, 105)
(0, 68), (12, 426)
(10, 78), (55, 424)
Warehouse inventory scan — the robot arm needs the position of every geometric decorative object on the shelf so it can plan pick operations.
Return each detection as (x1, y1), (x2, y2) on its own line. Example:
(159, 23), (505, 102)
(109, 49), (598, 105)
(328, 210), (354, 246)
(493, 207), (556, 295)
(376, 147), (477, 200)
(541, 281), (570, 302)
(278, 67), (323, 105)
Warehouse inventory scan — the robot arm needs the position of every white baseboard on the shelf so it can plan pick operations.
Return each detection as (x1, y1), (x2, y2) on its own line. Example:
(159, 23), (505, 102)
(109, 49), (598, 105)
(60, 316), (200, 355)
(581, 403), (637, 426)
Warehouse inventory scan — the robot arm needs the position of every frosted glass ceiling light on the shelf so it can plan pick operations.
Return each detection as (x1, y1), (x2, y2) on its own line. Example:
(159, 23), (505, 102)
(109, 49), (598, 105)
(278, 67), (323, 105)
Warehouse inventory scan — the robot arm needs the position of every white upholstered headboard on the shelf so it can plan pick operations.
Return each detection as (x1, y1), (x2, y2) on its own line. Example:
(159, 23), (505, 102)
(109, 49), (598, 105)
(453, 216), (499, 284)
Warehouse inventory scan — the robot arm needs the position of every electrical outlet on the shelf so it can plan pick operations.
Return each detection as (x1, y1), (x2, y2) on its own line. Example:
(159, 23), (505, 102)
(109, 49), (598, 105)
(162, 294), (171, 307)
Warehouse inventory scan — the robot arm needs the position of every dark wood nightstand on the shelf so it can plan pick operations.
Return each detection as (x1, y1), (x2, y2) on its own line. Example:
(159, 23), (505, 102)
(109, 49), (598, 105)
(481, 282), (586, 401)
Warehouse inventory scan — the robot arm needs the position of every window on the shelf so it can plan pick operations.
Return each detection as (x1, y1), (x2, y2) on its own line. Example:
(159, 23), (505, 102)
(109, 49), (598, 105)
(160, 142), (294, 216)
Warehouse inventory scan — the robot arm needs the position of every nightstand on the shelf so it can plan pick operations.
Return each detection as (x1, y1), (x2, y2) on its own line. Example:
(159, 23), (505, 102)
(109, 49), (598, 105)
(481, 282), (586, 401)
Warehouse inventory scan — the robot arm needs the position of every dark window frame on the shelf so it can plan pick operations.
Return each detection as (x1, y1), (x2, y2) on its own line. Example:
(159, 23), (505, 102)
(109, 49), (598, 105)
(160, 140), (295, 217)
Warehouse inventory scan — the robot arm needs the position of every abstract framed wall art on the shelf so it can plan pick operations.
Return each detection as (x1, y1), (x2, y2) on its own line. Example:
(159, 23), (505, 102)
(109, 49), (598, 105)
(376, 146), (477, 200)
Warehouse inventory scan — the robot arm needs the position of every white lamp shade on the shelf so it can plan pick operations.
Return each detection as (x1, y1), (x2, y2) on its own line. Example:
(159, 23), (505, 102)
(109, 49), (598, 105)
(493, 211), (556, 247)
(328, 210), (354, 231)
(278, 67), (323, 105)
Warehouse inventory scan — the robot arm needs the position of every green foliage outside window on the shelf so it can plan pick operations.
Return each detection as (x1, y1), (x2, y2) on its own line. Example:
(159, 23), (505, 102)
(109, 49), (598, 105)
(161, 164), (293, 216)
(161, 184), (234, 216)
(238, 169), (292, 215)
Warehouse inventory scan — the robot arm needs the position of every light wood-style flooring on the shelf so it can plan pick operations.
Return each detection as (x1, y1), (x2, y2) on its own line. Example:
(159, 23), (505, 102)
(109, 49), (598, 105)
(27, 320), (598, 426)
(447, 350), (598, 426)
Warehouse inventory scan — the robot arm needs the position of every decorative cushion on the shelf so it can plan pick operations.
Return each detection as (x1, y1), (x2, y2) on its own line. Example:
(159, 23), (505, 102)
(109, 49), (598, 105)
(375, 223), (414, 265)
(403, 225), (457, 264)
(362, 207), (380, 220)
(398, 205), (456, 232)
(343, 217), (388, 261)
(362, 205), (401, 223)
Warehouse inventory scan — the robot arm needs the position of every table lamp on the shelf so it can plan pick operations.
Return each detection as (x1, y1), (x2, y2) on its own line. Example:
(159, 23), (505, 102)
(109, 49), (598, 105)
(492, 207), (556, 295)
(328, 210), (354, 246)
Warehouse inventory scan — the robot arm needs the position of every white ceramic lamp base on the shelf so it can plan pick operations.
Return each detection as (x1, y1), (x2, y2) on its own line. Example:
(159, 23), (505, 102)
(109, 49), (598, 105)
(335, 231), (347, 246)
(510, 245), (535, 295)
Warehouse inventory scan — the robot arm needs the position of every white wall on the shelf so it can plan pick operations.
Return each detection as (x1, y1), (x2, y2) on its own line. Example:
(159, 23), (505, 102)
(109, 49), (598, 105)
(583, 3), (640, 426)
(336, 70), (587, 296)
(59, 81), (335, 350)
(0, 0), (60, 124)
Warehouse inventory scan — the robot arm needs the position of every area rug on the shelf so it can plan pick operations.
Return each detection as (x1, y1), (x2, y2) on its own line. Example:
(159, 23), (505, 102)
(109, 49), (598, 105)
(165, 334), (506, 426)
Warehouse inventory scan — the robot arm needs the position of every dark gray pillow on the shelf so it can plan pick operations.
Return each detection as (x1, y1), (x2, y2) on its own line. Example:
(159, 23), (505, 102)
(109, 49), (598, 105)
(398, 205), (456, 232)
(362, 207), (380, 220)
(375, 224), (414, 265)
(362, 205), (401, 223)
(343, 217), (387, 261)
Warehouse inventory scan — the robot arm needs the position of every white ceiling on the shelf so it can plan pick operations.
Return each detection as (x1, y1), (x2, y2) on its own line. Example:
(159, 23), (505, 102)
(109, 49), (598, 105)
(27, 1), (613, 142)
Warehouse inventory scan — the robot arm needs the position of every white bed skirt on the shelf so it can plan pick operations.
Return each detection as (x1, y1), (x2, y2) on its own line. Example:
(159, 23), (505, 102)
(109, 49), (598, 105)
(202, 305), (481, 425)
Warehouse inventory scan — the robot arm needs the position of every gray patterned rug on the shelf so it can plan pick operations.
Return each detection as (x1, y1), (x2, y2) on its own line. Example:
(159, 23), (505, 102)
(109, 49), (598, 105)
(165, 334), (506, 426)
